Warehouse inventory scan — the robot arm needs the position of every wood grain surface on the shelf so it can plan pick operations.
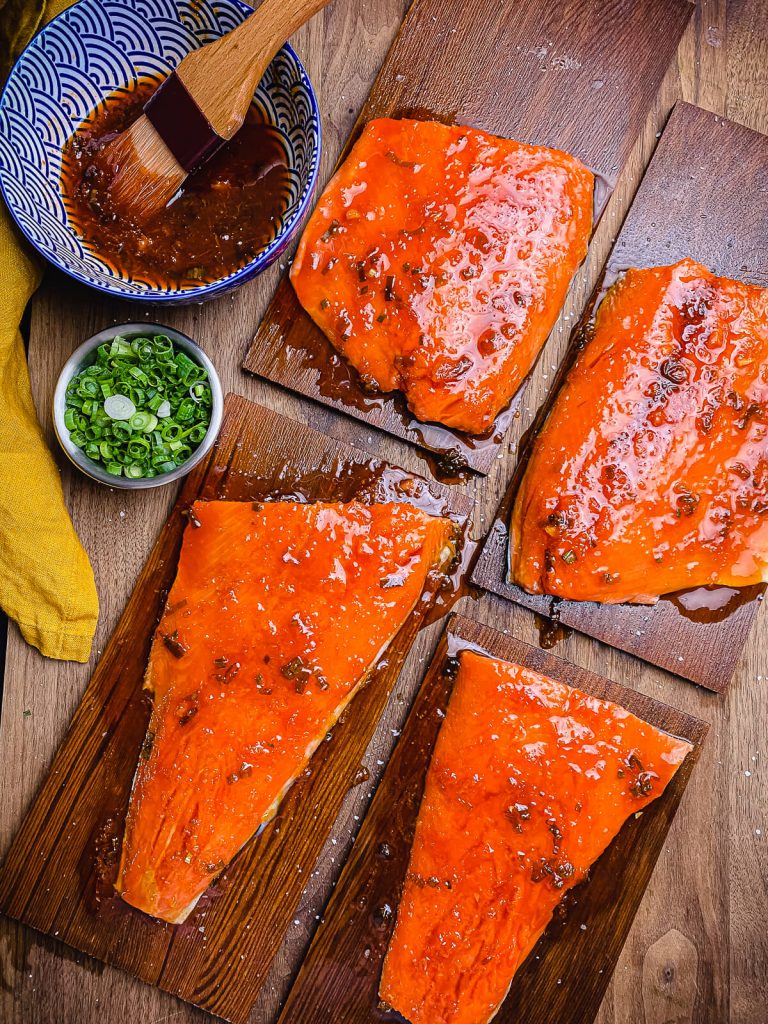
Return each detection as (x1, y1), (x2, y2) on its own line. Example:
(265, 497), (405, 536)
(471, 101), (768, 693)
(278, 613), (707, 1024)
(1, 2), (767, 1023)
(0, 394), (470, 1024)
(242, 0), (693, 474)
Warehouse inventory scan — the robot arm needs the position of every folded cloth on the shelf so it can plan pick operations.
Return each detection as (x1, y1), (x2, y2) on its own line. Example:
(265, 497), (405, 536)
(0, 0), (98, 663)
(0, 0), (45, 83)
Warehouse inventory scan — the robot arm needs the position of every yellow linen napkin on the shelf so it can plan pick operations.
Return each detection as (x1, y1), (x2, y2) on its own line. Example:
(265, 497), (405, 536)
(0, 0), (45, 83)
(0, 0), (98, 663)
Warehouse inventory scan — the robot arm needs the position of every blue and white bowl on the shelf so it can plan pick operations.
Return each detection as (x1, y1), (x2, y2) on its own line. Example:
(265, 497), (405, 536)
(0, 0), (321, 304)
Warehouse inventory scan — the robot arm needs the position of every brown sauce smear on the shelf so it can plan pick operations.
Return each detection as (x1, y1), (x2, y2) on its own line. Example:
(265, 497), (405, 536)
(665, 583), (762, 625)
(60, 78), (291, 289)
(275, 321), (520, 482)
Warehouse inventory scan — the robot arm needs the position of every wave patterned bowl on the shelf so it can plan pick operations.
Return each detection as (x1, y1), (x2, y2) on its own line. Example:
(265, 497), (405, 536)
(0, 0), (321, 304)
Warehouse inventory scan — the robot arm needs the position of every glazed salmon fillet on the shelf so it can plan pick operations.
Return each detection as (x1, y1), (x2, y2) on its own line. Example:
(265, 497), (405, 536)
(290, 118), (593, 434)
(379, 650), (692, 1024)
(117, 499), (457, 923)
(511, 259), (768, 603)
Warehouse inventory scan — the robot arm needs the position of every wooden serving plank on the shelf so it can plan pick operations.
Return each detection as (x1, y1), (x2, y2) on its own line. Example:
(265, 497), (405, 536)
(277, 612), (708, 1024)
(0, 394), (471, 1024)
(472, 102), (768, 692)
(243, 0), (693, 476)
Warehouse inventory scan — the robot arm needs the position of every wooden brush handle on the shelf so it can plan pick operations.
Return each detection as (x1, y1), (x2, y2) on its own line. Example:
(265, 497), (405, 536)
(177, 0), (331, 139)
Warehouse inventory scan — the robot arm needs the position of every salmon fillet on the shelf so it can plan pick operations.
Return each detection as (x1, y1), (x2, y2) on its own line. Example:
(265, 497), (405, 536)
(379, 650), (692, 1024)
(117, 500), (457, 923)
(290, 118), (593, 435)
(511, 259), (768, 603)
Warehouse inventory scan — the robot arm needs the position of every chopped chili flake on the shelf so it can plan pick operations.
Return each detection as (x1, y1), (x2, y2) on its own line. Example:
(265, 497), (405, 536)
(281, 656), (306, 679)
(215, 661), (241, 684)
(320, 219), (341, 242)
(162, 630), (188, 658)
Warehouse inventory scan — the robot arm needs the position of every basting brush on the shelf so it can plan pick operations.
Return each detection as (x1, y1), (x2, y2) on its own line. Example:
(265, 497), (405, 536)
(100, 0), (330, 224)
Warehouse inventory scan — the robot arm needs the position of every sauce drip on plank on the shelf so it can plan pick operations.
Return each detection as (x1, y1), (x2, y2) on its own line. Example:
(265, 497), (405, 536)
(60, 78), (291, 290)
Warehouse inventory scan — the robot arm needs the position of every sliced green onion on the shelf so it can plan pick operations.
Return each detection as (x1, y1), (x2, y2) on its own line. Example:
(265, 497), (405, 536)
(187, 423), (207, 444)
(111, 420), (132, 439)
(129, 411), (158, 433)
(176, 398), (197, 422)
(161, 421), (183, 440)
(132, 338), (153, 360)
(153, 335), (174, 357)
(174, 352), (197, 373)
(104, 394), (136, 420)
(77, 378), (100, 398)
(127, 437), (151, 459)
(109, 337), (134, 358)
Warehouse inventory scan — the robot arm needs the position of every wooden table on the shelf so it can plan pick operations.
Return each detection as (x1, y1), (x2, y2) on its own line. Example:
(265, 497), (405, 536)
(1, 1), (766, 1022)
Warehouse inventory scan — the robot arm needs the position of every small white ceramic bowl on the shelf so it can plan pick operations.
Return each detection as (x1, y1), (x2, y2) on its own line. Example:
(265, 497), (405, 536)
(53, 323), (224, 489)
